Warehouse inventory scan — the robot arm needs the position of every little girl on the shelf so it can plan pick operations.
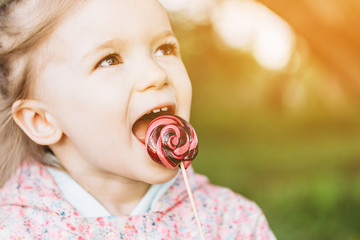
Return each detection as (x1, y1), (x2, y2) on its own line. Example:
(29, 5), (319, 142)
(0, 0), (276, 239)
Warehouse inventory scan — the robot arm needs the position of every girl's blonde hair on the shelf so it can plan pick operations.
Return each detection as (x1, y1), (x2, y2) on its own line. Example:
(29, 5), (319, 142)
(0, 0), (84, 187)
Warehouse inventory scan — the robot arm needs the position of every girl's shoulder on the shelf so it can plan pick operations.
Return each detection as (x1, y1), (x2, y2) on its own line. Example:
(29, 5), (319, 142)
(0, 160), (77, 218)
(0, 160), (81, 238)
(196, 173), (276, 239)
(157, 168), (277, 239)
(179, 168), (267, 215)
(0, 160), (63, 207)
(193, 171), (270, 224)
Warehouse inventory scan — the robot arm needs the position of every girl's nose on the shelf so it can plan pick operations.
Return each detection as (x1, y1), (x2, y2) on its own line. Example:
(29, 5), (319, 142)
(134, 59), (168, 92)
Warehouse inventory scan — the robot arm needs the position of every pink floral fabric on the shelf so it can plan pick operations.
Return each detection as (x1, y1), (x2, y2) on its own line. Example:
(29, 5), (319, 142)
(0, 160), (276, 239)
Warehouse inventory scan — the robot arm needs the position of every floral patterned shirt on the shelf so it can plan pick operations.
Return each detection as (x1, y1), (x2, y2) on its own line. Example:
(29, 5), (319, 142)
(0, 160), (276, 239)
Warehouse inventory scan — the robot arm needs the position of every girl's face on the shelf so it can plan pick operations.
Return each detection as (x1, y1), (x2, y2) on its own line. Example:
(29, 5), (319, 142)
(38, 0), (192, 183)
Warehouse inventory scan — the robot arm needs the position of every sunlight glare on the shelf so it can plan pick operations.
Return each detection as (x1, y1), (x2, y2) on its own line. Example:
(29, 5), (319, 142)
(212, 0), (295, 70)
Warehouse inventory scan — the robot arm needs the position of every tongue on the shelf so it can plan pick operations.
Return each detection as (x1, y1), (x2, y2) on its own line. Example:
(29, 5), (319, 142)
(132, 118), (154, 144)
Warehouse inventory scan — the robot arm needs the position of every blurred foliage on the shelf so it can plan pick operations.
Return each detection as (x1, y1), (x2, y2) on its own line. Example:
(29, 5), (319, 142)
(170, 17), (360, 240)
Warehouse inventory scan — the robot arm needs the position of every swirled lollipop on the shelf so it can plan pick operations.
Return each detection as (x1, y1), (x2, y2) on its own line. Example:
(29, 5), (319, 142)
(145, 114), (204, 239)
(145, 115), (198, 169)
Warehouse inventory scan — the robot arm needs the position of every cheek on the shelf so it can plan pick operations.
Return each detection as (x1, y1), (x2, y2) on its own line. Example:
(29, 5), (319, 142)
(177, 67), (193, 101)
(43, 79), (130, 137)
(173, 73), (193, 120)
(183, 80), (193, 109)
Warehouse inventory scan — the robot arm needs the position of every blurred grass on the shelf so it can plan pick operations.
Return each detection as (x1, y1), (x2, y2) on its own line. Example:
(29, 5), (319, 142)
(191, 112), (360, 239)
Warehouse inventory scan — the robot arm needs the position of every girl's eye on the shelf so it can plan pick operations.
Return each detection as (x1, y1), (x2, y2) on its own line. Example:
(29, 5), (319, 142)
(155, 42), (179, 57)
(95, 54), (122, 68)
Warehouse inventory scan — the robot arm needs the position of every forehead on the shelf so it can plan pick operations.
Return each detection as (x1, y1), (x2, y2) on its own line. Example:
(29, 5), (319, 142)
(48, 0), (172, 54)
(70, 0), (170, 30)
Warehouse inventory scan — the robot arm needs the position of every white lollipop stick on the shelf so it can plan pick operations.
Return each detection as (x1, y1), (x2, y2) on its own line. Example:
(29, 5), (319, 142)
(180, 162), (205, 240)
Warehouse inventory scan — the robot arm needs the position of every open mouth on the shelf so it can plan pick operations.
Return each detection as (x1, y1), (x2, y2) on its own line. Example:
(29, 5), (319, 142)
(132, 105), (175, 144)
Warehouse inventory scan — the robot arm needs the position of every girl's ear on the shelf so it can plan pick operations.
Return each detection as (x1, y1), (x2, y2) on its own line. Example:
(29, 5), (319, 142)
(11, 100), (63, 146)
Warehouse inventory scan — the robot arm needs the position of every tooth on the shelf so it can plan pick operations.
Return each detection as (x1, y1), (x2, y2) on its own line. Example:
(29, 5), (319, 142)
(161, 107), (168, 112)
(152, 109), (161, 113)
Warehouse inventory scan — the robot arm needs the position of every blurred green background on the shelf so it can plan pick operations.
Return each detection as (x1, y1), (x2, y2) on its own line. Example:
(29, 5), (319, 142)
(161, 0), (360, 239)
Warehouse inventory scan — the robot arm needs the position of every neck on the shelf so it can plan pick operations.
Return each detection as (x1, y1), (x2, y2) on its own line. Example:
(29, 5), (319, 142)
(49, 143), (151, 216)
(68, 169), (150, 216)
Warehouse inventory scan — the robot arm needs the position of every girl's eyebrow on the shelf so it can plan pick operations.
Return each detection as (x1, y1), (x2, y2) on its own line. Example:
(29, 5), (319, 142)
(152, 30), (177, 44)
(83, 39), (125, 60)
(82, 31), (176, 60)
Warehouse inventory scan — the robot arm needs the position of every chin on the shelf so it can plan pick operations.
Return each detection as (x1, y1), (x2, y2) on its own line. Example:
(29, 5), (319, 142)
(145, 165), (180, 185)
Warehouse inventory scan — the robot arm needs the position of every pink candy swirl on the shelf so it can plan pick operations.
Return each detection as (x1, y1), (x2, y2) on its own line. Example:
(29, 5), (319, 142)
(145, 115), (198, 169)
